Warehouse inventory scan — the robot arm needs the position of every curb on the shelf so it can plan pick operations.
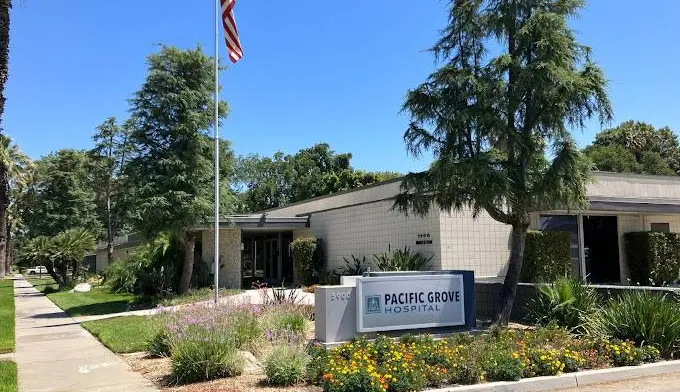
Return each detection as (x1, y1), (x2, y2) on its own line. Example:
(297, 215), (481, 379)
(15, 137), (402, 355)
(423, 359), (680, 392)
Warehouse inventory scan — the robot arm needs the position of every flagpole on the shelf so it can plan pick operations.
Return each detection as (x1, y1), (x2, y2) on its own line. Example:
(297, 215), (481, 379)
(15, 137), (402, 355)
(213, 0), (220, 306)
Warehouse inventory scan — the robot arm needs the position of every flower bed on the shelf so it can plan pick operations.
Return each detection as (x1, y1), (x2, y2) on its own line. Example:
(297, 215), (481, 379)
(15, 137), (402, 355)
(307, 327), (660, 392)
(149, 300), (313, 384)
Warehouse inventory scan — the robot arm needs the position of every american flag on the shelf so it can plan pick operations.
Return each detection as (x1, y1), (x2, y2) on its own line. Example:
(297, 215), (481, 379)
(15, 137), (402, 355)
(220, 0), (243, 63)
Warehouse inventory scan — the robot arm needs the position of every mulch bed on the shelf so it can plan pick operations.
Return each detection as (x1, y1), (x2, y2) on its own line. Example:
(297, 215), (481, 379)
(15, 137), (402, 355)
(121, 352), (322, 392)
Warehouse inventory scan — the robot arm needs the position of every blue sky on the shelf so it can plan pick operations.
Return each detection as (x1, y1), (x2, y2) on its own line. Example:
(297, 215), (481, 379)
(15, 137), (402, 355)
(6, 1), (680, 173)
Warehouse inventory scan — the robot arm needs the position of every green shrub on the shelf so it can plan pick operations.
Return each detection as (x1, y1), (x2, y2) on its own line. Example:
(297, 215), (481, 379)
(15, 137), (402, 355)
(373, 246), (432, 272)
(104, 258), (140, 294)
(272, 312), (306, 333)
(261, 307), (308, 345)
(526, 277), (600, 334)
(146, 329), (171, 358)
(521, 230), (571, 282)
(227, 309), (263, 353)
(104, 233), (184, 296)
(590, 291), (680, 358)
(523, 348), (564, 377)
(625, 232), (680, 286)
(306, 342), (328, 384)
(264, 345), (309, 386)
(292, 237), (317, 285)
(170, 336), (243, 384)
(483, 349), (523, 381)
(340, 255), (370, 275)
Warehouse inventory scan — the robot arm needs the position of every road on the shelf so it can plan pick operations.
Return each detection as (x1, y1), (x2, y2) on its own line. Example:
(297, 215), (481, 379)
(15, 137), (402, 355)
(558, 372), (680, 392)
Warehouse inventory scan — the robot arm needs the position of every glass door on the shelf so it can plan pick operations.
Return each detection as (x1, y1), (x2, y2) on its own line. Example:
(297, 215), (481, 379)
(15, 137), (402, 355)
(264, 238), (280, 284)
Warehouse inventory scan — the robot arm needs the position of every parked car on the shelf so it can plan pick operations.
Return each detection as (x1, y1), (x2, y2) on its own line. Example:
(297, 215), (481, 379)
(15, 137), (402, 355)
(26, 266), (48, 275)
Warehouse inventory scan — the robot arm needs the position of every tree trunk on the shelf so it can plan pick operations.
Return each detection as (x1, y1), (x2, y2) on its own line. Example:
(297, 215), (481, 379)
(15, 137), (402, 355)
(179, 232), (196, 294)
(0, 0), (9, 280)
(0, 0), (9, 124)
(45, 264), (66, 290)
(494, 222), (529, 326)
(0, 174), (7, 279)
(106, 182), (114, 264)
(5, 220), (10, 275)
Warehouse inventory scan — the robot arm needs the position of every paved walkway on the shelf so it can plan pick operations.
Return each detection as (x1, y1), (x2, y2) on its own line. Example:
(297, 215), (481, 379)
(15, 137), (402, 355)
(14, 278), (157, 392)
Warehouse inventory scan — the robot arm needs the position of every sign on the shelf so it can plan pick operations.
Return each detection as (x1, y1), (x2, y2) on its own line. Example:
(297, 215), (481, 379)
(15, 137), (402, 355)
(356, 274), (466, 332)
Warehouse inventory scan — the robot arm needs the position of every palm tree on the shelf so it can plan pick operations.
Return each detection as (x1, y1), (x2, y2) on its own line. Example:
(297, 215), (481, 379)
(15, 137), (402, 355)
(0, 0), (10, 125)
(0, 135), (31, 277)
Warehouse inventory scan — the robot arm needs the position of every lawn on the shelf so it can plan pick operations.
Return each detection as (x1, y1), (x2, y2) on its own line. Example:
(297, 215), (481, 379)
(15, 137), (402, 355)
(47, 286), (143, 317)
(82, 316), (160, 353)
(28, 277), (243, 317)
(0, 361), (17, 392)
(0, 280), (15, 354)
(26, 277), (59, 294)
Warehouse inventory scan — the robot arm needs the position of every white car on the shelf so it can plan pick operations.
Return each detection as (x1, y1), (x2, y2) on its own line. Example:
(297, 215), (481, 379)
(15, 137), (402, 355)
(26, 266), (48, 275)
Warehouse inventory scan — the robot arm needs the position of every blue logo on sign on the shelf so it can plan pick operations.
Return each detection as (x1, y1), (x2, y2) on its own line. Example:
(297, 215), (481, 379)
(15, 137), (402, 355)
(365, 295), (381, 314)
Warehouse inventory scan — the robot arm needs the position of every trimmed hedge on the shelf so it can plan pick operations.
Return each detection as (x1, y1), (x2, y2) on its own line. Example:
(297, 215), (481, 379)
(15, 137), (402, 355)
(520, 230), (571, 283)
(291, 237), (317, 285)
(625, 232), (680, 286)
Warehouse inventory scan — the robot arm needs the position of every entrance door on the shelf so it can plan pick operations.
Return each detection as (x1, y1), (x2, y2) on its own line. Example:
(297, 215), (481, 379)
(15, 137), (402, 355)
(583, 216), (620, 283)
(242, 233), (293, 288)
(264, 238), (281, 285)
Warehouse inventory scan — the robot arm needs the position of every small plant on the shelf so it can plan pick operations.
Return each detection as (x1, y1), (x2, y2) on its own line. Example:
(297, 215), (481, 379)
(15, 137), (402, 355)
(318, 269), (341, 285)
(146, 328), (171, 357)
(262, 308), (308, 345)
(264, 345), (309, 386)
(227, 308), (263, 353)
(605, 340), (643, 367)
(306, 342), (328, 384)
(340, 255), (370, 275)
(522, 348), (564, 377)
(373, 246), (433, 271)
(170, 336), (243, 383)
(483, 350), (524, 381)
(590, 291), (680, 357)
(526, 277), (600, 334)
(253, 281), (303, 306)
(560, 348), (586, 372)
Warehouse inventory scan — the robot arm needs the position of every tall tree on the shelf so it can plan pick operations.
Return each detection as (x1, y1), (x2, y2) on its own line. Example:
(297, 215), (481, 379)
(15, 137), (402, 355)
(0, 0), (12, 275)
(90, 117), (132, 264)
(0, 135), (30, 277)
(584, 121), (680, 175)
(126, 46), (232, 294)
(22, 149), (101, 238)
(0, 0), (9, 127)
(235, 143), (401, 212)
(394, 0), (611, 325)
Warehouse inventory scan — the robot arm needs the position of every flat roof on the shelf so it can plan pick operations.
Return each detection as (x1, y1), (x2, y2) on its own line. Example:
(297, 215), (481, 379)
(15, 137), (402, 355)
(199, 214), (309, 229)
(261, 171), (680, 217)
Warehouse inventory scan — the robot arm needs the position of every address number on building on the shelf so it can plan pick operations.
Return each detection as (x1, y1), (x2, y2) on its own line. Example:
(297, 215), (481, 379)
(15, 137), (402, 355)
(331, 292), (352, 301)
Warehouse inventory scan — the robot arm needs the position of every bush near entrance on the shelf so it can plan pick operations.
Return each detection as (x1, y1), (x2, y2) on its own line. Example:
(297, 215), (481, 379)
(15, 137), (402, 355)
(625, 231), (680, 286)
(292, 237), (318, 285)
(520, 230), (571, 283)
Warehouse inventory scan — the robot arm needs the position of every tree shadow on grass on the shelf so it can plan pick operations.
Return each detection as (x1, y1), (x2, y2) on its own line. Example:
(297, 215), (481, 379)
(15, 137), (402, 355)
(63, 300), (156, 317)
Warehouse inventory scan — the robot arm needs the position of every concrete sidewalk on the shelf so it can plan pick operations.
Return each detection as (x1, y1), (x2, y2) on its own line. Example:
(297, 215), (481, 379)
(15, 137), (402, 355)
(14, 278), (157, 392)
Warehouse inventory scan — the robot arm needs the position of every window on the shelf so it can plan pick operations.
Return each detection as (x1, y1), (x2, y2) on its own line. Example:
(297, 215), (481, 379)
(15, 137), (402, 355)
(651, 223), (670, 233)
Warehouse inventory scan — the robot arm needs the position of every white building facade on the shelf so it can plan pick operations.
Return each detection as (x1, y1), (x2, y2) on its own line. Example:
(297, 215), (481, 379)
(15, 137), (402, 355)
(94, 172), (680, 289)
